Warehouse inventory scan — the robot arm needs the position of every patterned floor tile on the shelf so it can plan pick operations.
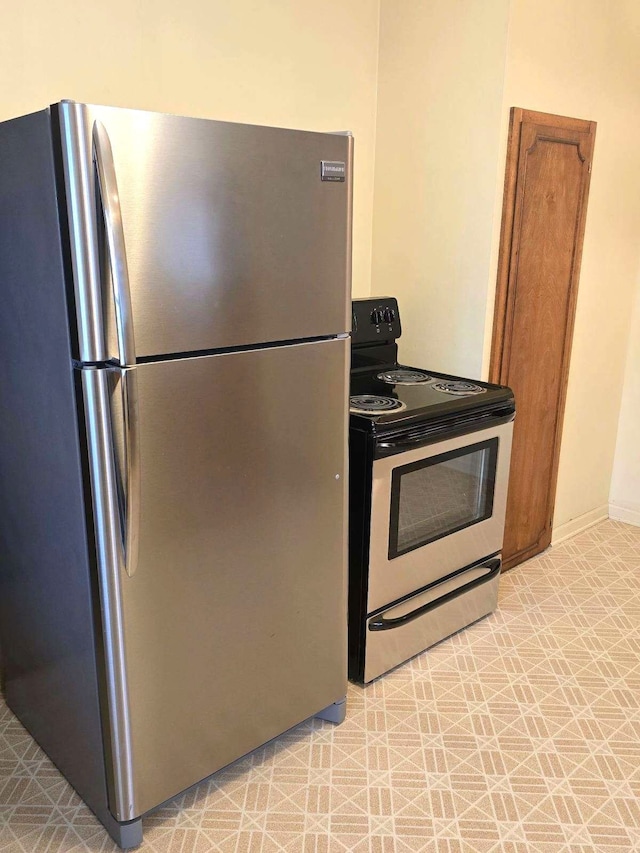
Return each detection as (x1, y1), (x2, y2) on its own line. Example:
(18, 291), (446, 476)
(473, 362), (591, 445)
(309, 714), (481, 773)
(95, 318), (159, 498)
(2, 519), (640, 851)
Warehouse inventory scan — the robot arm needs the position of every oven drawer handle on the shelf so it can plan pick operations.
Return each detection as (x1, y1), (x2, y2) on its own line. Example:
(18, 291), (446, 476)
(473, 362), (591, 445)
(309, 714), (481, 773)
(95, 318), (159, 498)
(368, 558), (501, 632)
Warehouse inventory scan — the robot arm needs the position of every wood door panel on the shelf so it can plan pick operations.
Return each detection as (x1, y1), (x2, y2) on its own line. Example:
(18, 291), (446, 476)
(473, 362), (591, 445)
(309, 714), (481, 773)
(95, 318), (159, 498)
(491, 110), (596, 570)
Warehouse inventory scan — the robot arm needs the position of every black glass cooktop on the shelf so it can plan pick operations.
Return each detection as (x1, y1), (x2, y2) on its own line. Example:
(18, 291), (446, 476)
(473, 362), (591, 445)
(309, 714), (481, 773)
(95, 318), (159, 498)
(350, 363), (512, 425)
(349, 297), (514, 427)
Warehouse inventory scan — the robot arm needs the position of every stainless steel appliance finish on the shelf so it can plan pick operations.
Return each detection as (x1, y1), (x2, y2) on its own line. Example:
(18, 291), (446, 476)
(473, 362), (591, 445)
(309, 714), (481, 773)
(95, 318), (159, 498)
(348, 297), (515, 684)
(59, 102), (353, 362)
(363, 558), (500, 683)
(89, 340), (349, 817)
(0, 103), (352, 847)
(367, 422), (513, 613)
(81, 368), (136, 816)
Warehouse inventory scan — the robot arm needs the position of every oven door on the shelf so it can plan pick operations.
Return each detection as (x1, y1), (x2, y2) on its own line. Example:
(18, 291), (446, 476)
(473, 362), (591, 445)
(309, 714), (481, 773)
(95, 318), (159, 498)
(367, 420), (513, 613)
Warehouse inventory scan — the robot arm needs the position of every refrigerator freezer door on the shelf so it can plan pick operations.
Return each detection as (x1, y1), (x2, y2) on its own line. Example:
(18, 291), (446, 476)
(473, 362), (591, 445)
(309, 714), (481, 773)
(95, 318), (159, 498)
(81, 338), (349, 819)
(57, 102), (353, 362)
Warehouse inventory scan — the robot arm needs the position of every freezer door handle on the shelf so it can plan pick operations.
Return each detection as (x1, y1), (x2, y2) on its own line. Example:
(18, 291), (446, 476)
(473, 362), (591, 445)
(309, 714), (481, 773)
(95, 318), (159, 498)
(92, 120), (136, 367)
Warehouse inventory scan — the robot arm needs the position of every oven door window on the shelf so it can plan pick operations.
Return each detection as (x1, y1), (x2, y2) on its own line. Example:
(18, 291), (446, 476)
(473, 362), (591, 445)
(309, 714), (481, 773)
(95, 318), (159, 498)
(389, 438), (499, 558)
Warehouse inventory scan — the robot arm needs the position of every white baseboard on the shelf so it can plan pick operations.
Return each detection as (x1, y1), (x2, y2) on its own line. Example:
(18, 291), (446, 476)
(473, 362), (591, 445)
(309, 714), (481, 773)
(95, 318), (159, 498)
(551, 504), (609, 545)
(609, 501), (640, 528)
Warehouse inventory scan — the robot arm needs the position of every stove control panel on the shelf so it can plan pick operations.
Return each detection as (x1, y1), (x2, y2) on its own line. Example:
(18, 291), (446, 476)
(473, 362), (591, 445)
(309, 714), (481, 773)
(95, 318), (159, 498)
(352, 297), (401, 345)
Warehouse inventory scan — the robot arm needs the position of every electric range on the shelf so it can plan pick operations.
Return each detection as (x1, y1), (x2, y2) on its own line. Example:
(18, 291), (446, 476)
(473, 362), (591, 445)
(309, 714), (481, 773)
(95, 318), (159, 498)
(348, 297), (515, 683)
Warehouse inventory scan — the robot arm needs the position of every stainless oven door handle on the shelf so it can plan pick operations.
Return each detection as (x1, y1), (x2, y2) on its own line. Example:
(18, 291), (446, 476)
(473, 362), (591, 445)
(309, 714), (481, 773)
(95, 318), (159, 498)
(368, 558), (501, 631)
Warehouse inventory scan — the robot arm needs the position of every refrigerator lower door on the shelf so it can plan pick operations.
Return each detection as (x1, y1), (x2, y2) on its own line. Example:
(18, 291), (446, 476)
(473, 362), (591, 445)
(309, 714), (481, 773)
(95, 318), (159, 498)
(81, 337), (348, 820)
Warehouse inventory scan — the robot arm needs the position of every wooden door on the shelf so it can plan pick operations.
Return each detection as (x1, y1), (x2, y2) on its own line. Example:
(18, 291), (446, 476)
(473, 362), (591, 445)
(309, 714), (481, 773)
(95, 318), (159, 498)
(490, 108), (596, 570)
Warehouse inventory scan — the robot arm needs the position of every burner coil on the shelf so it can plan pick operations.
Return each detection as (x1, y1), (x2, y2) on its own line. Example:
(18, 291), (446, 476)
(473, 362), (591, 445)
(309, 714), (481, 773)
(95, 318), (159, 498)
(377, 369), (434, 386)
(432, 381), (486, 396)
(350, 395), (407, 415)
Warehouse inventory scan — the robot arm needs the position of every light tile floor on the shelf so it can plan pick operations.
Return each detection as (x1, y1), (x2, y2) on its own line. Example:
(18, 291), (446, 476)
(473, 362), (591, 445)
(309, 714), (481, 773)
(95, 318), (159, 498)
(2, 519), (640, 852)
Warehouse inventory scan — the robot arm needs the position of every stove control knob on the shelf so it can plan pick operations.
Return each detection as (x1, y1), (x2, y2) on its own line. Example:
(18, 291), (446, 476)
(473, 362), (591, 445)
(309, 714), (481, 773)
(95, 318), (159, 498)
(383, 307), (396, 323)
(370, 308), (384, 325)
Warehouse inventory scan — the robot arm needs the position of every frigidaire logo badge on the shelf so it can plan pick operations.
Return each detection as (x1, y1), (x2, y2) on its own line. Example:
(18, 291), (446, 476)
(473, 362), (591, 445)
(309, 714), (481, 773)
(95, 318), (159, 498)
(321, 161), (346, 182)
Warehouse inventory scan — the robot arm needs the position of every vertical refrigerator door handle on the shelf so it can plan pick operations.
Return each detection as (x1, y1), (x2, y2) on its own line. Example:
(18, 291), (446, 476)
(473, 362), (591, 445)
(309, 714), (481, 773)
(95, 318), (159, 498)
(92, 121), (140, 577)
(118, 368), (141, 578)
(82, 368), (136, 819)
(92, 120), (136, 368)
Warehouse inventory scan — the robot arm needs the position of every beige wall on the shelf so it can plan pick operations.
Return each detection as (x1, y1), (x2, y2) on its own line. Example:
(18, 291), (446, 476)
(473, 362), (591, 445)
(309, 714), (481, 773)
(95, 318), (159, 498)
(3, 1), (640, 534)
(489, 0), (640, 535)
(371, 0), (510, 376)
(371, 0), (640, 537)
(610, 271), (640, 525)
(0, 0), (380, 297)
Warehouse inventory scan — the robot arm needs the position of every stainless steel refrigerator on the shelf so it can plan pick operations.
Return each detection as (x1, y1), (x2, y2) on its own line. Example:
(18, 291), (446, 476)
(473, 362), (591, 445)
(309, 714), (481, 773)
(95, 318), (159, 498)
(0, 102), (352, 847)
